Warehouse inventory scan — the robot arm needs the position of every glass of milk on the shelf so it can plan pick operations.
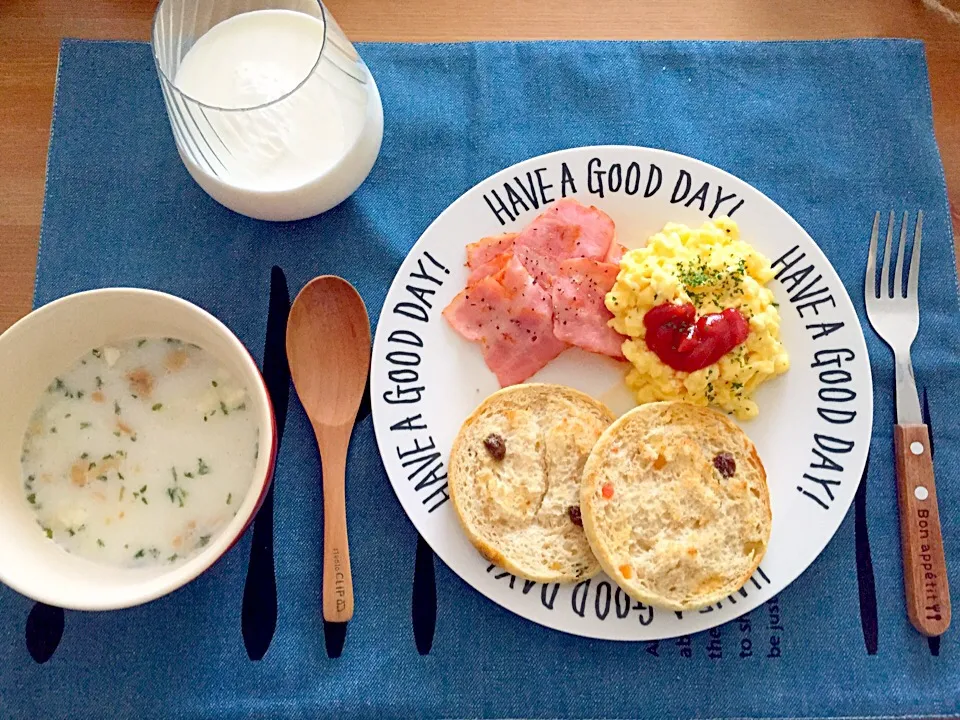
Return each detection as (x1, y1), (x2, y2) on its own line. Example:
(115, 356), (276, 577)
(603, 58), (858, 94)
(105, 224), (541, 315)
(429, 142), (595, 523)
(151, 0), (383, 221)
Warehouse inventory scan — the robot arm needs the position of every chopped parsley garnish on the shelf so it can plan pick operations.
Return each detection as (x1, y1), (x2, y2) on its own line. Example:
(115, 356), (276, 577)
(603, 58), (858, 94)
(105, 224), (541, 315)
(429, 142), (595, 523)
(95, 375), (103, 388)
(77, 390), (85, 399)
(137, 339), (147, 347)
(44, 527), (53, 539)
(103, 453), (114, 460)
(80, 452), (89, 459)
(211, 380), (218, 388)
(88, 462), (96, 470)
(134, 549), (145, 559)
(226, 493), (232, 505)
(152, 403), (163, 411)
(171, 467), (178, 483)
(197, 535), (211, 548)
(97, 539), (105, 548)
(167, 554), (179, 563)
(731, 258), (747, 280)
(183, 471), (194, 479)
(97, 475), (107, 482)
(676, 261), (721, 288)
(729, 346), (748, 367)
(220, 401), (229, 416)
(80, 421), (92, 429)
(26, 493), (36, 505)
(166, 486), (188, 508)
(676, 257), (749, 309)
(49, 426), (57, 434)
(114, 400), (121, 415)
(91, 348), (102, 359)
(197, 458), (211, 476)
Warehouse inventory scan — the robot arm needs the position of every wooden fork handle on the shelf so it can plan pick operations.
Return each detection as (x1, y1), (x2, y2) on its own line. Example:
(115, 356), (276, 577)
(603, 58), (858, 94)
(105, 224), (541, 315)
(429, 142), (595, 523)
(895, 424), (950, 636)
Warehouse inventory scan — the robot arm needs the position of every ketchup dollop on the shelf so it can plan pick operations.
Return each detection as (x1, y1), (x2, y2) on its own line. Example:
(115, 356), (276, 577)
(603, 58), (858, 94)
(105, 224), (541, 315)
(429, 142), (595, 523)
(643, 302), (749, 372)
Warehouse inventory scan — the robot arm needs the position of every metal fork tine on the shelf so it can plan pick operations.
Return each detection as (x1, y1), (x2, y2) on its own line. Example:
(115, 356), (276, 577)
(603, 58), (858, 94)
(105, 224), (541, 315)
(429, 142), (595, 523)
(907, 210), (923, 300)
(880, 210), (895, 298)
(866, 212), (879, 299)
(894, 211), (908, 298)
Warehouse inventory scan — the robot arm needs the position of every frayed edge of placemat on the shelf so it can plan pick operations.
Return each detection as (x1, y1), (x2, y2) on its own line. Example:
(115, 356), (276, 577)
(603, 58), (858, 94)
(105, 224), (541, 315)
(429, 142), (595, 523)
(912, 43), (960, 312)
(33, 40), (67, 310)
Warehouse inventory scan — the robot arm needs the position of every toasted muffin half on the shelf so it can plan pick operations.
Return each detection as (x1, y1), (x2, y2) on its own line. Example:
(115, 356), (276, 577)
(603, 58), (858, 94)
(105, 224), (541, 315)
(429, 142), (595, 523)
(449, 384), (615, 583)
(581, 401), (771, 610)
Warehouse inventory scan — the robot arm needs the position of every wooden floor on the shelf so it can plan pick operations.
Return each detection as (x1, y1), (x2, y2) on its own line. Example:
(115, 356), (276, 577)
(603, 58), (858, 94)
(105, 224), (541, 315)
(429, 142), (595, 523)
(2, 0), (959, 331)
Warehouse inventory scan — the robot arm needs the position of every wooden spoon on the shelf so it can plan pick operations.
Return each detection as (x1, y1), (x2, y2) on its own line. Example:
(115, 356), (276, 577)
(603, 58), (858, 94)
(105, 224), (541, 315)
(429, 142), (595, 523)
(287, 276), (371, 623)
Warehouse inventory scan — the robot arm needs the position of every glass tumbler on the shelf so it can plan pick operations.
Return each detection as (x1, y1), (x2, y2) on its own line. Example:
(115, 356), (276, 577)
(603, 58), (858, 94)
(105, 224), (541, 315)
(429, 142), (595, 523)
(151, 0), (383, 221)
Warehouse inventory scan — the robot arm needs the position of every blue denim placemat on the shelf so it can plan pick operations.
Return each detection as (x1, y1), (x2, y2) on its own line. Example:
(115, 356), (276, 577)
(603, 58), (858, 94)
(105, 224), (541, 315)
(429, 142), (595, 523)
(0, 38), (958, 719)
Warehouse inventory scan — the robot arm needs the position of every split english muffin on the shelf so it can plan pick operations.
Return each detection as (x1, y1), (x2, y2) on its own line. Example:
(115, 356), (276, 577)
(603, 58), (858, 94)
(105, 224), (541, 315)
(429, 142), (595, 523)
(449, 384), (615, 583)
(580, 401), (771, 610)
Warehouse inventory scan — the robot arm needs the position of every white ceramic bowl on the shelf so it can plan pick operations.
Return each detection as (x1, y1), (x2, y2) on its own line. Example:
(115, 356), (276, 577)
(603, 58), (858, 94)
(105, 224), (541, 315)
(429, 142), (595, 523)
(0, 289), (276, 610)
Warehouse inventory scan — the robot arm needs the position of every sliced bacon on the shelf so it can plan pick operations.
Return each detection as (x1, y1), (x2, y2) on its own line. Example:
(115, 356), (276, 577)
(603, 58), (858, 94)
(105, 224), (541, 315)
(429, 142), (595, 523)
(466, 233), (517, 269)
(604, 242), (627, 265)
(551, 258), (626, 360)
(467, 250), (514, 286)
(444, 199), (625, 384)
(443, 257), (568, 386)
(513, 198), (616, 286)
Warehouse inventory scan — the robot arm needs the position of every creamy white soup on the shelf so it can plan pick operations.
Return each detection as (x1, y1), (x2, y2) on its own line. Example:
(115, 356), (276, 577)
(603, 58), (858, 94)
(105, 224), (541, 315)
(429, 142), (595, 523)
(20, 337), (259, 568)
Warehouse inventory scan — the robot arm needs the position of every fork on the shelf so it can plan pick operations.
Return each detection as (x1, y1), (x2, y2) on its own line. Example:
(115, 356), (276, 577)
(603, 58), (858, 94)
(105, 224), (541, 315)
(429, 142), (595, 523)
(865, 210), (950, 637)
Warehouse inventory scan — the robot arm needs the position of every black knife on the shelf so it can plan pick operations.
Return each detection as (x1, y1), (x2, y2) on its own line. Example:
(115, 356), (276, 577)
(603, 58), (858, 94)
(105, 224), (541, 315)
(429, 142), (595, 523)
(853, 449), (878, 655)
(241, 266), (291, 661)
(411, 533), (437, 655)
(25, 601), (64, 664)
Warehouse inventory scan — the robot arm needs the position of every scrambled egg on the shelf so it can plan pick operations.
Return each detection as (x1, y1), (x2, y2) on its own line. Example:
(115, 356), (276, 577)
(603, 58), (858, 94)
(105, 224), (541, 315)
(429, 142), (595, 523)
(606, 217), (789, 419)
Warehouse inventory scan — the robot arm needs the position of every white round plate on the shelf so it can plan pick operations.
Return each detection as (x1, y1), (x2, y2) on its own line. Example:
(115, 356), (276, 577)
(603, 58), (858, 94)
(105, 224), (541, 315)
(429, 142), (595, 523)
(371, 146), (872, 641)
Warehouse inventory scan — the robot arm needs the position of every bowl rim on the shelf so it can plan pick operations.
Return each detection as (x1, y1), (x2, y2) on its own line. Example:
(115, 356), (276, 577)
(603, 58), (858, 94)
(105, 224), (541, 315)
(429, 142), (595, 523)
(0, 287), (278, 611)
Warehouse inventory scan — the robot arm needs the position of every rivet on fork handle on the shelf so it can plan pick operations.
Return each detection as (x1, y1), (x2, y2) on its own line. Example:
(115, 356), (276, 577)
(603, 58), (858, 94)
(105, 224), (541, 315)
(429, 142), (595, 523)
(895, 424), (950, 636)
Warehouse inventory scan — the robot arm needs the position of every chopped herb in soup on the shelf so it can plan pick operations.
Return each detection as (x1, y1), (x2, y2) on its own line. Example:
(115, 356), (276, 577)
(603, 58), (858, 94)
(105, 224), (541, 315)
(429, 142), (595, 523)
(21, 337), (258, 567)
